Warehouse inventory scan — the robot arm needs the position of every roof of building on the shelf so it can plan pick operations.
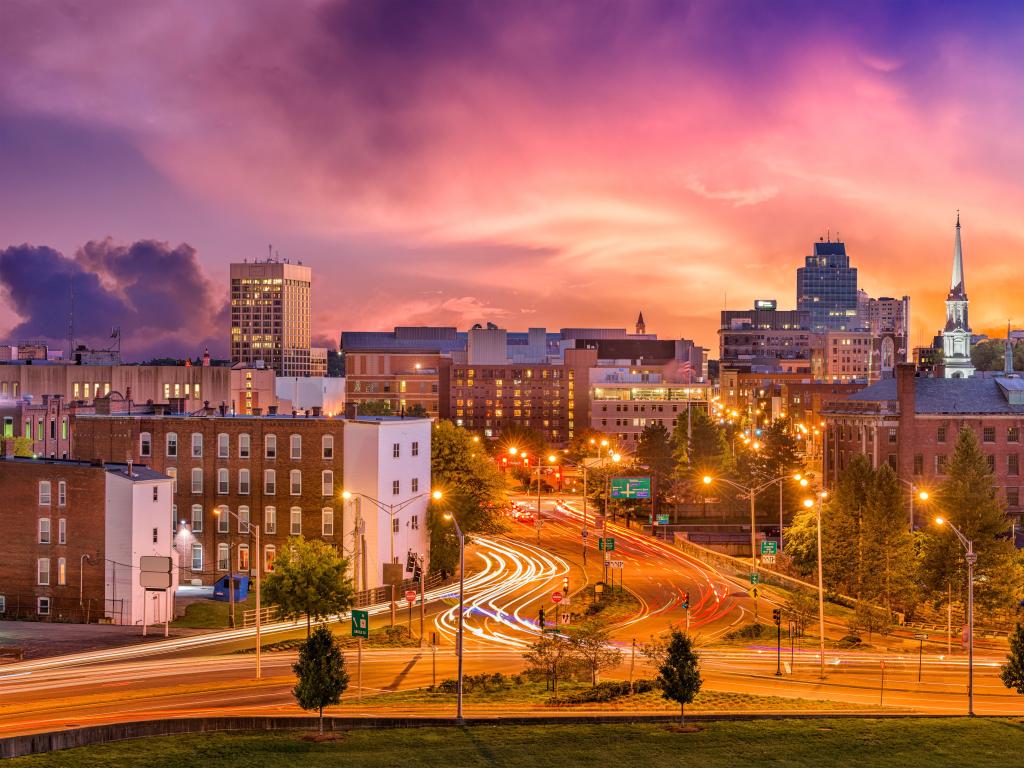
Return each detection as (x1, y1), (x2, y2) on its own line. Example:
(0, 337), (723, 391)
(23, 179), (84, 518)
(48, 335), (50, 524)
(846, 375), (1024, 414)
(0, 457), (170, 480)
(106, 464), (170, 482)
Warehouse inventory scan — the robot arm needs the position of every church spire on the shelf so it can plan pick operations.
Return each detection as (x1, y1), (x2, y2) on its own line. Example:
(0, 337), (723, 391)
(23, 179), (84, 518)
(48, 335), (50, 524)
(635, 311), (646, 335)
(949, 211), (966, 300)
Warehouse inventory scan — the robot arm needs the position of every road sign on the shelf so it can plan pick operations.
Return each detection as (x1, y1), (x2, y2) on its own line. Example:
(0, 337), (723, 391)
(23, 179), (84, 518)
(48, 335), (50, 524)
(139, 555), (173, 589)
(610, 476), (651, 499)
(748, 586), (760, 600)
(598, 537), (616, 551)
(655, 513), (670, 525)
(761, 554), (777, 565)
(914, 633), (929, 641)
(606, 560), (624, 569)
(551, 591), (564, 604)
(761, 541), (778, 555)
(405, 589), (417, 603)
(351, 608), (369, 638)
(749, 572), (760, 585)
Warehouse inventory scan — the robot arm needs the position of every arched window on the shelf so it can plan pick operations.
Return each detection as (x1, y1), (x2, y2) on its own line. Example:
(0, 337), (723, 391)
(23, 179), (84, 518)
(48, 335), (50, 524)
(217, 433), (229, 458)
(190, 504), (203, 532)
(290, 469), (302, 495)
(321, 508), (334, 536)
(238, 469), (250, 495)
(217, 543), (229, 571)
(238, 505), (250, 534)
(265, 434), (277, 459)
(321, 470), (334, 497)
(140, 432), (152, 457)
(322, 435), (334, 459)
(264, 506), (276, 534)
(289, 507), (302, 535)
(264, 545), (277, 573)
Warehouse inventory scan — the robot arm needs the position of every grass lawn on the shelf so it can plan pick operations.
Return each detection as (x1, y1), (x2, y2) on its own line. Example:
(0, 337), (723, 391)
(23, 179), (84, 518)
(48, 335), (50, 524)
(171, 595), (258, 629)
(11, 719), (1024, 767)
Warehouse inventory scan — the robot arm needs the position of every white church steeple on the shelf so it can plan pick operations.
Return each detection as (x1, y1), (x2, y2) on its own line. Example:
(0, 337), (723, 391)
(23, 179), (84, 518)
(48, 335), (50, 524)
(943, 212), (974, 378)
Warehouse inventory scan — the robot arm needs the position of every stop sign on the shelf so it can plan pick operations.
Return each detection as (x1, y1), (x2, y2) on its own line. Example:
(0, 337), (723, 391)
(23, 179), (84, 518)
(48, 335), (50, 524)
(551, 591), (563, 604)
(406, 590), (417, 603)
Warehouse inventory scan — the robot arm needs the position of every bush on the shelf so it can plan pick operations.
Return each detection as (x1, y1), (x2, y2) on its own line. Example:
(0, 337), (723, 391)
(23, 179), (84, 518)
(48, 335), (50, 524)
(431, 672), (517, 694)
(550, 678), (660, 705)
(724, 623), (765, 641)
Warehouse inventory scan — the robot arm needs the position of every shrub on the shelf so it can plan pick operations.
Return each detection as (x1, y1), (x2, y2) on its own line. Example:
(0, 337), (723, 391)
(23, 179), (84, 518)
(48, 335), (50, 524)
(549, 678), (659, 705)
(724, 623), (765, 641)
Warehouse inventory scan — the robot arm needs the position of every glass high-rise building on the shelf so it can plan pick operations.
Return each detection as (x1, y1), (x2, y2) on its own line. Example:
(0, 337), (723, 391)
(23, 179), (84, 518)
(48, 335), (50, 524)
(796, 240), (859, 332)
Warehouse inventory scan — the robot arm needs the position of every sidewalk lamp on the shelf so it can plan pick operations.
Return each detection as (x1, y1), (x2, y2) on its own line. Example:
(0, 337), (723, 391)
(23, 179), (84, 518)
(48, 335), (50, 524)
(443, 511), (465, 724)
(702, 472), (803, 558)
(803, 492), (828, 679)
(935, 516), (975, 716)
(897, 480), (930, 531)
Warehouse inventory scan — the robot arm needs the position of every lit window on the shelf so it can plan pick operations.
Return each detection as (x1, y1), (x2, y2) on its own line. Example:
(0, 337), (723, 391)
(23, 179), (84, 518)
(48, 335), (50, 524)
(264, 545), (276, 572)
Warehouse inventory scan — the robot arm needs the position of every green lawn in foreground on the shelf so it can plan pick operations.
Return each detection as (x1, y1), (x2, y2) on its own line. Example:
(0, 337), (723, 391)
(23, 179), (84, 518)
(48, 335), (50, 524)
(12, 719), (1024, 768)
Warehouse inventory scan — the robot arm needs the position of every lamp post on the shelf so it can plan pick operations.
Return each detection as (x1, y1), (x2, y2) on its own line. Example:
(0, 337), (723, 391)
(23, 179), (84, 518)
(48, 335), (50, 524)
(702, 472), (802, 563)
(803, 492), (828, 680)
(549, 453), (590, 563)
(935, 516), (975, 716)
(213, 507), (262, 679)
(897, 479), (930, 531)
(443, 510), (465, 724)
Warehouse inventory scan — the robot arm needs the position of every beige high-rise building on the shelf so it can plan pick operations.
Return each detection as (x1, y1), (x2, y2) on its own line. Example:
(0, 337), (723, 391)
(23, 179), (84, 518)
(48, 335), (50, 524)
(230, 260), (312, 376)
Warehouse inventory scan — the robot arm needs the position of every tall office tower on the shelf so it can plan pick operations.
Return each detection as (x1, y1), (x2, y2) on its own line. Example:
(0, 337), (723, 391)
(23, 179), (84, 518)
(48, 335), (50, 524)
(230, 259), (312, 376)
(796, 239), (859, 332)
(942, 215), (974, 379)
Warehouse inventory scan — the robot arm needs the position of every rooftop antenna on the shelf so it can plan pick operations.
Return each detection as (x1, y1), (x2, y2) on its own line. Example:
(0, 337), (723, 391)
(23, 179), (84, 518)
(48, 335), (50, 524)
(268, 244), (272, 260)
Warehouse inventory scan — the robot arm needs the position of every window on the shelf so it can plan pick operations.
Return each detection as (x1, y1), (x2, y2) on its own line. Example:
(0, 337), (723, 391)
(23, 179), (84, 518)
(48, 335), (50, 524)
(936, 455), (948, 474)
(264, 545), (277, 572)
(57, 557), (66, 586)
(290, 507), (302, 535)
(217, 506), (229, 533)
(887, 454), (897, 470)
(412, 441), (419, 457)
(191, 468), (203, 494)
(290, 434), (302, 459)
(152, 526), (159, 544)
(265, 434), (277, 459)
(392, 480), (400, 496)
(264, 469), (276, 495)
(217, 468), (229, 494)
(166, 433), (178, 457)
(264, 506), (277, 534)
(38, 518), (51, 544)
(1009, 427), (1021, 443)
(0, 595), (5, 614)
(37, 597), (50, 616)
(140, 432), (152, 457)
(392, 442), (400, 458)
(191, 504), (203, 532)
(191, 543), (203, 572)
(913, 454), (923, 475)
(987, 455), (996, 472)
(983, 426), (996, 443)
(239, 434), (251, 459)
(217, 543), (229, 571)
(322, 508), (334, 536)
(238, 505), (250, 534)
(218, 433), (229, 459)
(57, 481), (66, 507)
(290, 469), (302, 495)
(937, 426), (947, 443)
(888, 428), (897, 444)
(238, 544), (250, 573)
(58, 518), (66, 545)
(411, 514), (419, 530)
(411, 478), (419, 493)
(191, 433), (203, 457)
(239, 469), (251, 495)
(39, 481), (51, 506)
(392, 517), (400, 534)
(1009, 488), (1020, 507)
(37, 558), (50, 586)
(1010, 455), (1020, 476)
(322, 435), (334, 459)
(322, 470), (334, 496)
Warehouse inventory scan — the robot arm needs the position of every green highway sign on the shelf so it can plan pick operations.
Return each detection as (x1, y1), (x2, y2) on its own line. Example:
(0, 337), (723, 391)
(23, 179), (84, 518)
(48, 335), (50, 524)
(749, 572), (760, 585)
(598, 537), (616, 551)
(610, 477), (651, 499)
(760, 541), (778, 555)
(351, 608), (369, 639)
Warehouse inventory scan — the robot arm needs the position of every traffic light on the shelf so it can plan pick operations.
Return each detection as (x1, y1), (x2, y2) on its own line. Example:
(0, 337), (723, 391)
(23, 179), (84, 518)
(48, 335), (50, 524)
(682, 591), (690, 609)
(772, 608), (782, 626)
(412, 556), (423, 581)
(562, 576), (569, 593)
(538, 608), (546, 628)
(405, 550), (416, 573)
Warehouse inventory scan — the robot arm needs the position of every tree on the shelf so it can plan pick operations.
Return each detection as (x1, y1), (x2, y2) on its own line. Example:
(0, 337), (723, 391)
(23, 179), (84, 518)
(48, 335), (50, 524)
(860, 465), (917, 613)
(356, 399), (395, 416)
(2, 437), (34, 458)
(1000, 624), (1024, 695)
(262, 537), (354, 636)
(655, 628), (702, 724)
(567, 617), (622, 686)
(428, 420), (508, 575)
(847, 603), (893, 642)
(821, 455), (873, 597)
(783, 590), (816, 637)
(745, 419), (804, 520)
(293, 624), (349, 733)
(522, 634), (578, 697)
(636, 422), (675, 513)
(919, 428), (1022, 617)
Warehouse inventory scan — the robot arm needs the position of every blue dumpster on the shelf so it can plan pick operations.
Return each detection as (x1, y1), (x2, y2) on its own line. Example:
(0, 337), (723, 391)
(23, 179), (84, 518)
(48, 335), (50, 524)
(212, 574), (250, 602)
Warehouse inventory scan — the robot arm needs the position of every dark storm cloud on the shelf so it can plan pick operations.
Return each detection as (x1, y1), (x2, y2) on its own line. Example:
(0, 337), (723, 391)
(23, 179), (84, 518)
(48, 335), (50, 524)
(0, 239), (227, 360)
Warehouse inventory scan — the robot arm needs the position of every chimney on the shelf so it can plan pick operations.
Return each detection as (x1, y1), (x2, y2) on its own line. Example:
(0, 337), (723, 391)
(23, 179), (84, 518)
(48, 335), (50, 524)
(202, 347), (211, 367)
(345, 401), (359, 420)
(895, 362), (916, 432)
(94, 396), (111, 416)
(219, 403), (228, 417)
(251, 406), (263, 416)
(312, 406), (322, 417)
(268, 405), (278, 416)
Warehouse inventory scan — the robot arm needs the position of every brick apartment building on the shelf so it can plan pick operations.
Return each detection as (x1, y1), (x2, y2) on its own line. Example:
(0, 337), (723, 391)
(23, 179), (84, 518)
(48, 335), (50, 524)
(0, 458), (175, 624)
(822, 363), (1024, 523)
(0, 394), (76, 458)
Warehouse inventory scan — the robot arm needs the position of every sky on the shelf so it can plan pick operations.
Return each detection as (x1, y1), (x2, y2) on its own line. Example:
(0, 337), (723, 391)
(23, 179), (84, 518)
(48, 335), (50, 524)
(2, 0), (1024, 360)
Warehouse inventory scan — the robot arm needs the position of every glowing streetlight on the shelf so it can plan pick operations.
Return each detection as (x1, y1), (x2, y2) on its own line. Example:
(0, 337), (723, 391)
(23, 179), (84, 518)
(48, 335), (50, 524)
(933, 516), (976, 716)
(508, 446), (518, 456)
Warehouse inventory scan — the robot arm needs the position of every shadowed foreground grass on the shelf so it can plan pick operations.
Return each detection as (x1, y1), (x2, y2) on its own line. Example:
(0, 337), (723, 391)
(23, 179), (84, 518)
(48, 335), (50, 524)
(11, 719), (1024, 767)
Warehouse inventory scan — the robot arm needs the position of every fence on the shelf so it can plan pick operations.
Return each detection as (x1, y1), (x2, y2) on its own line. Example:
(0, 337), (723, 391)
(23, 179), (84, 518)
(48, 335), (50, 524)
(0, 595), (125, 625)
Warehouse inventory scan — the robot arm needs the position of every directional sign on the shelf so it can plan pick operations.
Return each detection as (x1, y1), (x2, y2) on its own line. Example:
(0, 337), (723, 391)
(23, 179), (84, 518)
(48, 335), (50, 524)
(748, 586), (760, 600)
(351, 608), (369, 638)
(598, 537), (616, 551)
(551, 591), (564, 604)
(761, 554), (777, 565)
(405, 589), (417, 603)
(610, 476), (651, 499)
(606, 560), (624, 569)
(914, 633), (929, 641)
(749, 572), (760, 585)
(761, 541), (778, 556)
(655, 513), (670, 525)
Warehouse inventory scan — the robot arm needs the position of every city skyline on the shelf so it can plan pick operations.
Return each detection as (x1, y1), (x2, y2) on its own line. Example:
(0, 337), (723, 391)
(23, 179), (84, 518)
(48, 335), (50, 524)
(3, 2), (1024, 357)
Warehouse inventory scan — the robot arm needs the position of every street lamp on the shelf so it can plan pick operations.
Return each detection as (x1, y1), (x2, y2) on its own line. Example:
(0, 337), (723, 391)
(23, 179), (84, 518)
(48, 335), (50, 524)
(213, 506), (263, 679)
(897, 479), (930, 531)
(702, 473), (801, 561)
(443, 511), (465, 724)
(550, 453), (590, 563)
(803, 492), (828, 680)
(935, 516), (976, 716)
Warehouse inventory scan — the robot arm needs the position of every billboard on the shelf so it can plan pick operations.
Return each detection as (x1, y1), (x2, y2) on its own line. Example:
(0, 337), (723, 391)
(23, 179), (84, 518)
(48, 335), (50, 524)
(610, 476), (651, 499)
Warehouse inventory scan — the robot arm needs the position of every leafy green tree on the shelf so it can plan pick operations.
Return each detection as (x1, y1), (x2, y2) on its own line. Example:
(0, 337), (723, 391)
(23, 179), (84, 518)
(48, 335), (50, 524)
(861, 464), (917, 613)
(971, 340), (1005, 372)
(405, 403), (429, 417)
(3, 437), (34, 458)
(262, 537), (354, 636)
(783, 590), (816, 636)
(847, 603), (893, 642)
(523, 634), (578, 696)
(567, 617), (622, 686)
(1000, 624), (1024, 695)
(672, 408), (731, 504)
(745, 419), (804, 520)
(636, 422), (675, 513)
(565, 428), (610, 463)
(919, 428), (1022, 617)
(655, 628), (702, 724)
(821, 455), (873, 597)
(293, 624), (349, 733)
(356, 399), (394, 416)
(428, 420), (508, 575)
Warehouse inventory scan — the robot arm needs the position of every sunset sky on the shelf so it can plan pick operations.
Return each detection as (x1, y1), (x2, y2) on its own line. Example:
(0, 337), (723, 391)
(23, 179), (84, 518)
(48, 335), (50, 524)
(2, 1), (1023, 359)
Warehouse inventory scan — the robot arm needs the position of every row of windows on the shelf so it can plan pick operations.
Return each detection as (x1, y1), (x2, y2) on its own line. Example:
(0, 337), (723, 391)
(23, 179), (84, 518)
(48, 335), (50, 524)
(37, 517), (67, 544)
(36, 481), (67, 506)
(36, 557), (67, 586)
(141, 432), (334, 460)
(911, 453), (1021, 476)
